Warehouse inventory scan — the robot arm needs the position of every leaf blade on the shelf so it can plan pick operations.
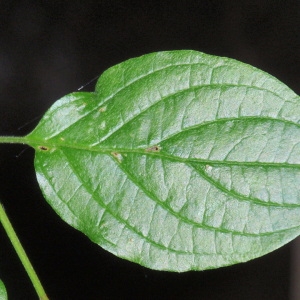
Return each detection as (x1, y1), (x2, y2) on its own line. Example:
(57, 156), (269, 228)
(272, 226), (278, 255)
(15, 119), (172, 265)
(27, 50), (300, 271)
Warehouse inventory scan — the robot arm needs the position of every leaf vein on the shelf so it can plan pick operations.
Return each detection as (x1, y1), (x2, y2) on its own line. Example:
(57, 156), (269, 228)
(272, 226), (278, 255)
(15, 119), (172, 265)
(189, 162), (299, 208)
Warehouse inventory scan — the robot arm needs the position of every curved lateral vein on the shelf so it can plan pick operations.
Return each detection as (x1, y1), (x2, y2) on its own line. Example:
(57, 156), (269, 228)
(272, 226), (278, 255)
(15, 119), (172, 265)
(59, 149), (193, 255)
(42, 62), (208, 140)
(93, 84), (290, 147)
(37, 147), (300, 257)
(188, 162), (299, 208)
(44, 71), (290, 142)
(109, 151), (300, 236)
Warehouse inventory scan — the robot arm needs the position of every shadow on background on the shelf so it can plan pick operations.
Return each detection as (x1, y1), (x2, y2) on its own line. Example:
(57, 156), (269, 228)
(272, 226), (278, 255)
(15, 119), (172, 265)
(0, 1), (299, 299)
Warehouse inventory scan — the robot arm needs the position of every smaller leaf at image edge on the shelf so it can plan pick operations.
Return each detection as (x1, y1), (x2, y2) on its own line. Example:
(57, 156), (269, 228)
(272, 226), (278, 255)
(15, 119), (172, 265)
(25, 50), (300, 271)
(0, 280), (7, 300)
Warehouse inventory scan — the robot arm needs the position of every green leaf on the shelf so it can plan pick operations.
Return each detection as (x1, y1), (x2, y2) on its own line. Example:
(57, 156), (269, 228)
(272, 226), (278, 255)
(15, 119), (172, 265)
(25, 50), (300, 271)
(0, 280), (8, 300)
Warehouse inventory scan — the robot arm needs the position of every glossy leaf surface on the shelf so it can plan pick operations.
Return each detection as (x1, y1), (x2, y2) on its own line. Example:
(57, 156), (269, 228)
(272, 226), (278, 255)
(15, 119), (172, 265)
(0, 280), (7, 300)
(26, 50), (300, 271)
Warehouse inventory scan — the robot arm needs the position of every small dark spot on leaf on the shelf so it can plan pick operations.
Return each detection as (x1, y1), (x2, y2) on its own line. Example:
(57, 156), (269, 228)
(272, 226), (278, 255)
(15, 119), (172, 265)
(38, 146), (49, 151)
(145, 145), (161, 152)
(111, 152), (123, 163)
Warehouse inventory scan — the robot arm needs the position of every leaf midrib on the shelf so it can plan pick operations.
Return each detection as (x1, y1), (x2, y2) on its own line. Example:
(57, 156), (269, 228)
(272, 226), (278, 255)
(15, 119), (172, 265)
(28, 136), (300, 169)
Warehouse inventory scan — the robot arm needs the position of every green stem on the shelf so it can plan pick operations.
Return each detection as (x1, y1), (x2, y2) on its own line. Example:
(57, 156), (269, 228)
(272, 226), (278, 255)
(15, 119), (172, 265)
(0, 136), (28, 145)
(0, 204), (49, 300)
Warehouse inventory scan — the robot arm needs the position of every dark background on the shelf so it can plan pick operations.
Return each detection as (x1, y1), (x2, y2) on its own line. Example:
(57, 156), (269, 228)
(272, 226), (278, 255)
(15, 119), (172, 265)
(0, 1), (299, 299)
